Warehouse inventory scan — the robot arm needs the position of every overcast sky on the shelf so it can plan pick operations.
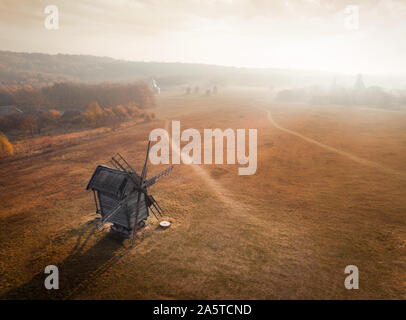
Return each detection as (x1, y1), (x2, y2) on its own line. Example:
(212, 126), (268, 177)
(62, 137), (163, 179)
(0, 0), (405, 75)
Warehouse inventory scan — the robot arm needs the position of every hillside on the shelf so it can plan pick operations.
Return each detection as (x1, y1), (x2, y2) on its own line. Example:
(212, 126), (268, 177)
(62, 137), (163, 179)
(0, 51), (314, 88)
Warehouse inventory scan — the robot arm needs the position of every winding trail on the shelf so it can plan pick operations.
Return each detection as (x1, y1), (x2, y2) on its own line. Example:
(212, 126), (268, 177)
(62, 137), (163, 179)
(264, 108), (406, 179)
(163, 119), (258, 219)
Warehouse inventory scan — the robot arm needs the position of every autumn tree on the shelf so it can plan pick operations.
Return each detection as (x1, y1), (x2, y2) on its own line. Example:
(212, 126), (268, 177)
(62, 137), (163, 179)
(84, 101), (103, 126)
(0, 132), (13, 157)
(113, 105), (129, 122)
(36, 109), (61, 133)
(144, 113), (153, 122)
(102, 107), (120, 130)
(127, 104), (143, 117)
(45, 109), (61, 120)
(19, 114), (38, 137)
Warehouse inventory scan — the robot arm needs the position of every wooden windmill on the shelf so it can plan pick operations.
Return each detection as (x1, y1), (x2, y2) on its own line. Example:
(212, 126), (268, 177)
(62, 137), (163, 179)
(86, 141), (173, 244)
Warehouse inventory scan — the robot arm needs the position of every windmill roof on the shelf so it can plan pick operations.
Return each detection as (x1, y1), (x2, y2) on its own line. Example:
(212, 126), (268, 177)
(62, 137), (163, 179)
(86, 165), (138, 195)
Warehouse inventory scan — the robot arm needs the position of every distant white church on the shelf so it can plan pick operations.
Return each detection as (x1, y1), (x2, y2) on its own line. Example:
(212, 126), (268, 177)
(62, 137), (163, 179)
(150, 78), (160, 95)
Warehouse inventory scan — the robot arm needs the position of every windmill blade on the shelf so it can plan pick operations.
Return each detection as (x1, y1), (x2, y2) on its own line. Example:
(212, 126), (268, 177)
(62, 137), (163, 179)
(143, 165), (174, 188)
(150, 195), (164, 215)
(146, 194), (162, 216)
(96, 200), (125, 230)
(111, 153), (144, 188)
(131, 191), (143, 244)
(149, 205), (159, 219)
(141, 140), (152, 183)
(111, 153), (138, 175)
(146, 195), (159, 219)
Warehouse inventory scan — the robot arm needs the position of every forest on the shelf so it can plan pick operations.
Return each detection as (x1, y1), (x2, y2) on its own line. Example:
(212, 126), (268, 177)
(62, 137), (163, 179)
(0, 81), (154, 111)
(0, 81), (156, 157)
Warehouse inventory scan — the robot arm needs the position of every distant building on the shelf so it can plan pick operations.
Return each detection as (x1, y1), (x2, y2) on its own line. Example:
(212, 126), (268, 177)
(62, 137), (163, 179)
(0, 105), (23, 115)
(61, 109), (81, 120)
(149, 79), (160, 95)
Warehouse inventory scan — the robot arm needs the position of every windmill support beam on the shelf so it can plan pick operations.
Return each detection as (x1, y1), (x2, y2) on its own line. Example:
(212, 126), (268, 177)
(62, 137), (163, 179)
(92, 190), (101, 214)
(149, 206), (159, 220)
(131, 191), (143, 244)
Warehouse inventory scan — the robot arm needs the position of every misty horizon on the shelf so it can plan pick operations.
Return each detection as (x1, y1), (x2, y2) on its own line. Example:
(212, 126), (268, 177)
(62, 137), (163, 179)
(2, 48), (405, 78)
(1, 49), (405, 91)
(1, 0), (406, 76)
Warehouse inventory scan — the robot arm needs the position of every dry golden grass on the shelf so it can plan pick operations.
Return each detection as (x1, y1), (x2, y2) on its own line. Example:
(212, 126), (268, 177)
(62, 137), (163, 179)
(0, 88), (405, 299)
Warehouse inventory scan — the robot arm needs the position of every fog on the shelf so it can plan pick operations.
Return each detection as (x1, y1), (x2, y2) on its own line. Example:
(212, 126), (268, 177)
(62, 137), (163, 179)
(1, 0), (405, 83)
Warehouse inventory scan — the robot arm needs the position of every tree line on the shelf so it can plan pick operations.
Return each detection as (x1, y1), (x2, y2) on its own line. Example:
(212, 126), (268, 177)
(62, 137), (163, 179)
(0, 81), (157, 156)
(0, 101), (156, 158)
(0, 81), (155, 111)
(0, 100), (155, 137)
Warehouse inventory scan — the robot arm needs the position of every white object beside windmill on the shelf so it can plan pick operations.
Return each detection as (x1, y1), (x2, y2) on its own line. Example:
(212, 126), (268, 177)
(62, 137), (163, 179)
(159, 221), (171, 229)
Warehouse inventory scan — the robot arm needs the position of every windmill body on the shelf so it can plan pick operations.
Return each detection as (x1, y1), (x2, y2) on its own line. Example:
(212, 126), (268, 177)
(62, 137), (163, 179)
(86, 165), (148, 236)
(86, 143), (173, 242)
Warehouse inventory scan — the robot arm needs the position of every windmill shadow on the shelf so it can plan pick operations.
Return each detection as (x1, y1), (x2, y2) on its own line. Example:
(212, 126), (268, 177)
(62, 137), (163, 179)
(1, 222), (129, 300)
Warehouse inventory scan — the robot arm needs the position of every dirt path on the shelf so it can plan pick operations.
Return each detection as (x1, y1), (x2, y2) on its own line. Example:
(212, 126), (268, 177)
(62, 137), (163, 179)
(264, 108), (406, 179)
(163, 119), (259, 221)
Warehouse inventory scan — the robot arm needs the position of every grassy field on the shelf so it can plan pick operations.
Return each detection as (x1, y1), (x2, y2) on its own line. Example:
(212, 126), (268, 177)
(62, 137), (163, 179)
(0, 88), (405, 299)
